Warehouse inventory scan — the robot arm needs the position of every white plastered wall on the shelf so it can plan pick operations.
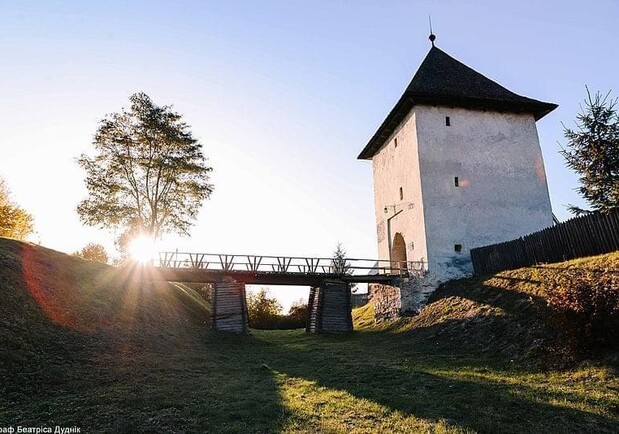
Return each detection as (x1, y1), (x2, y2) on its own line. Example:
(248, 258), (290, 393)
(371, 110), (428, 270)
(414, 105), (553, 281)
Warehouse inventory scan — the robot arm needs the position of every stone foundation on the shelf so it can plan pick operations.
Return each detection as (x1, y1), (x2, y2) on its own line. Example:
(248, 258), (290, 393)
(368, 284), (401, 321)
(369, 275), (436, 321)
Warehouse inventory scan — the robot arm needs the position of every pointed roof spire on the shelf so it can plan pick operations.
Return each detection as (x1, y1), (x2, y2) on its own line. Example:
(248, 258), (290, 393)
(428, 15), (436, 47)
(357, 46), (558, 160)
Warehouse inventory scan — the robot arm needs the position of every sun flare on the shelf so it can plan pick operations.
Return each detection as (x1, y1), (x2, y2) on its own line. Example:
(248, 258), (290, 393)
(127, 235), (158, 264)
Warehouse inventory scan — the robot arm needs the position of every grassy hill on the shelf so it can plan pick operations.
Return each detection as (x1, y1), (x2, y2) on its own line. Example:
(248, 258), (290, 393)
(0, 238), (211, 397)
(358, 251), (619, 368)
(1, 238), (618, 433)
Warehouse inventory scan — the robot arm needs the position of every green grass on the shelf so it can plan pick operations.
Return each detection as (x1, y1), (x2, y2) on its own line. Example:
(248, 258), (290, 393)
(2, 329), (617, 433)
(1, 238), (618, 432)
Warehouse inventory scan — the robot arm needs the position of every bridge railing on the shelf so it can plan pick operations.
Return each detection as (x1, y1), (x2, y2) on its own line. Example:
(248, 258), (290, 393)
(156, 251), (426, 277)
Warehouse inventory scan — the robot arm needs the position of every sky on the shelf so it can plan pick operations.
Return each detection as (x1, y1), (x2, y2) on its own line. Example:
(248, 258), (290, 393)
(1, 1), (618, 309)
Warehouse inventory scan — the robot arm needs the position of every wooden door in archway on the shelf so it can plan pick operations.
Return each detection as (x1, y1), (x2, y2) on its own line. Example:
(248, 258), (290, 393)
(391, 233), (408, 274)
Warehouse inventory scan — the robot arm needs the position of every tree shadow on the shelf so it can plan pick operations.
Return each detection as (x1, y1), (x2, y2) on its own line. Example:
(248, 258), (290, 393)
(2, 239), (617, 432)
(0, 240), (291, 433)
(434, 281), (550, 318)
(257, 331), (619, 433)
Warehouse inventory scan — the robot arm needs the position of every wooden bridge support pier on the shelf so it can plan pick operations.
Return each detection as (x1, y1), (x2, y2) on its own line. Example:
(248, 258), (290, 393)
(210, 278), (352, 334)
(212, 279), (249, 333)
(306, 280), (353, 333)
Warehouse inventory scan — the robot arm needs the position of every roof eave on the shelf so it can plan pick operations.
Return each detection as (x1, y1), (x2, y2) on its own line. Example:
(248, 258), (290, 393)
(357, 96), (415, 160)
(358, 95), (558, 160)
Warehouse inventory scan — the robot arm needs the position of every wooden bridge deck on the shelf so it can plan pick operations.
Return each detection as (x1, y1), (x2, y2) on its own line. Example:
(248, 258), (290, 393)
(153, 267), (401, 286)
(152, 251), (425, 285)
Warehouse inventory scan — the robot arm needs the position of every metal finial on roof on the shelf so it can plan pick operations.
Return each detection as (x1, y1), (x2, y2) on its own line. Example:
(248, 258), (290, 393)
(428, 15), (436, 47)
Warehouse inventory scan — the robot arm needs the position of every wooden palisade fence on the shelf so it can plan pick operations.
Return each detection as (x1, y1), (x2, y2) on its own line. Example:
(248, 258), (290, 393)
(470, 209), (619, 275)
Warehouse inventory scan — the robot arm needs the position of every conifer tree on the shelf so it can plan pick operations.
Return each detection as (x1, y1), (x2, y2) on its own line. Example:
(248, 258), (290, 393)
(561, 89), (619, 215)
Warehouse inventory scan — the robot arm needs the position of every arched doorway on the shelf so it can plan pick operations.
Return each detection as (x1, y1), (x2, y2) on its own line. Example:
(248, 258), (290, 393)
(391, 233), (408, 274)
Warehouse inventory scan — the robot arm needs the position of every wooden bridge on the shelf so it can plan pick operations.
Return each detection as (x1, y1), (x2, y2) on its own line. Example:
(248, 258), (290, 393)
(152, 251), (425, 334)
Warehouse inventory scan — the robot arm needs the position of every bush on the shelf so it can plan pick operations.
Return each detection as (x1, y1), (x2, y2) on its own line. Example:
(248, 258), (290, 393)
(275, 300), (308, 330)
(247, 290), (307, 330)
(181, 283), (213, 303)
(548, 269), (619, 351)
(74, 243), (109, 264)
(247, 288), (282, 329)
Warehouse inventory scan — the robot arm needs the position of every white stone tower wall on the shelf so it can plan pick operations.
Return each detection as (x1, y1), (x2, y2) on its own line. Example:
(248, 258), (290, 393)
(371, 111), (428, 267)
(414, 105), (554, 280)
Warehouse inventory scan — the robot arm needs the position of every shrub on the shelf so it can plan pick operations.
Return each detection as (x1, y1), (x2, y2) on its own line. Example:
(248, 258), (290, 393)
(548, 269), (619, 351)
(247, 291), (308, 330)
(275, 300), (308, 330)
(247, 288), (282, 329)
(74, 243), (109, 264)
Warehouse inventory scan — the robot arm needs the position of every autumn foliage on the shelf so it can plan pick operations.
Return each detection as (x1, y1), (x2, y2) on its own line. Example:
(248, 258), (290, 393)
(0, 177), (34, 240)
(247, 289), (307, 330)
(74, 243), (109, 264)
(548, 269), (619, 350)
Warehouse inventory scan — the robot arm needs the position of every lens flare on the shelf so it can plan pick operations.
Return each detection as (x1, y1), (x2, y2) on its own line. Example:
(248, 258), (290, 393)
(128, 235), (157, 264)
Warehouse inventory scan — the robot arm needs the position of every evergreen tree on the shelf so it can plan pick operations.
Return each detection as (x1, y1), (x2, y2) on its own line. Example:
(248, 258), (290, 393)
(331, 242), (357, 291)
(561, 89), (619, 215)
(331, 242), (350, 275)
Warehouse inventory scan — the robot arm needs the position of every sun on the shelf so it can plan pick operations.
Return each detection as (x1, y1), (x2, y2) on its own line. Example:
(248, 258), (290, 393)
(127, 235), (158, 264)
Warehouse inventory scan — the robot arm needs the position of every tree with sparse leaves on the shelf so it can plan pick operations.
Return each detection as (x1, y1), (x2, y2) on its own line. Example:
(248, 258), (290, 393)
(561, 88), (619, 215)
(247, 288), (282, 329)
(77, 92), (213, 249)
(0, 177), (34, 240)
(74, 243), (109, 264)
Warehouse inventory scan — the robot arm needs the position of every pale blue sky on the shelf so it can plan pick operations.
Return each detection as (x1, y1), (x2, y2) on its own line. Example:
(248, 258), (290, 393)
(1, 1), (617, 308)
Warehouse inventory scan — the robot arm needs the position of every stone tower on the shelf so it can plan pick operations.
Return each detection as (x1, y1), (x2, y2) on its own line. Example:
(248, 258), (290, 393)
(359, 43), (557, 287)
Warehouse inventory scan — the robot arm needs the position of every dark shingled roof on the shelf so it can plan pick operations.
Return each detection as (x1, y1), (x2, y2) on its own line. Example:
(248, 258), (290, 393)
(358, 46), (558, 159)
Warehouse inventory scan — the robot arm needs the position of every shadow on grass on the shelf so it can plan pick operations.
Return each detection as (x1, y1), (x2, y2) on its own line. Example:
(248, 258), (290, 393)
(2, 238), (617, 432)
(256, 331), (619, 433)
(2, 332), (293, 433)
(0, 240), (290, 433)
(435, 282), (550, 318)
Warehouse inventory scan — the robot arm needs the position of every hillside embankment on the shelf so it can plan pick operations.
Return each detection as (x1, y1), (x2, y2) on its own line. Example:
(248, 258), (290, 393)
(1, 238), (618, 432)
(355, 251), (619, 368)
(0, 238), (210, 375)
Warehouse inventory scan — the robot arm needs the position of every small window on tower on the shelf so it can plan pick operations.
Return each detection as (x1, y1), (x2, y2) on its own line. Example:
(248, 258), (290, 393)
(394, 137), (398, 147)
(454, 244), (463, 253)
(454, 176), (459, 187)
(446, 116), (451, 126)
(399, 187), (403, 200)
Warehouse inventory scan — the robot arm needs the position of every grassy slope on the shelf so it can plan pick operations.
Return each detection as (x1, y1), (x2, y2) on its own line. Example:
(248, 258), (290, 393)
(0, 237), (210, 392)
(1, 238), (618, 433)
(358, 251), (619, 367)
